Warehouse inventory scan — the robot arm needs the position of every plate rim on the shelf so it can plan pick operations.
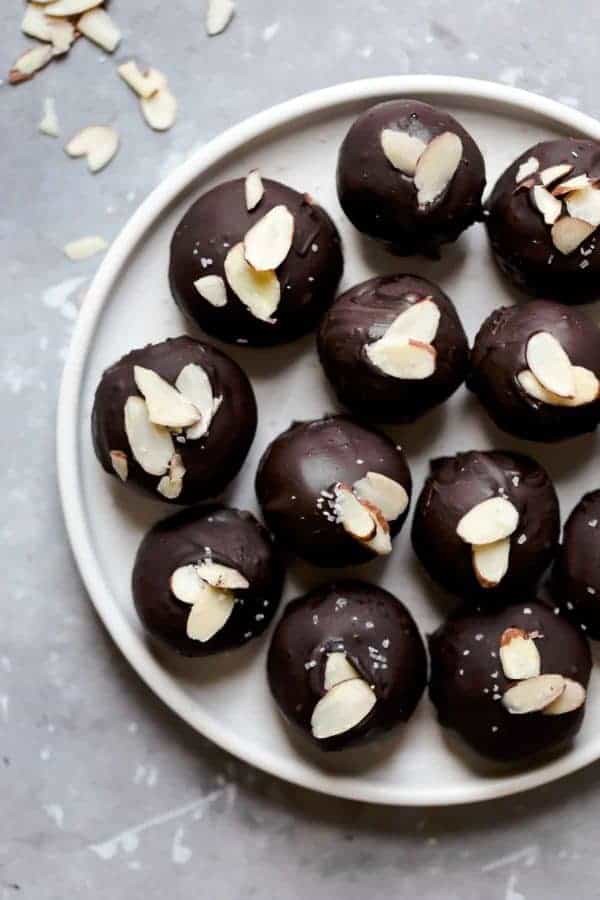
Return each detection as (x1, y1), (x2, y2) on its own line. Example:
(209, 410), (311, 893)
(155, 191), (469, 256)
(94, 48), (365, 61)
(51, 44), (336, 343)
(57, 74), (600, 807)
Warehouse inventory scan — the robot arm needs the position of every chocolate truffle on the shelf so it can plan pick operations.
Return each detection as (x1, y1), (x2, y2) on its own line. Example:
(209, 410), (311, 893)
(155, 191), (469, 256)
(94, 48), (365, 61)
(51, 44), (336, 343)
(267, 580), (427, 750)
(429, 601), (591, 762)
(485, 138), (600, 302)
(92, 336), (257, 505)
(468, 300), (600, 442)
(412, 450), (560, 601)
(317, 274), (469, 423)
(132, 505), (284, 656)
(337, 99), (485, 256)
(553, 491), (600, 638)
(169, 175), (343, 346)
(256, 416), (412, 567)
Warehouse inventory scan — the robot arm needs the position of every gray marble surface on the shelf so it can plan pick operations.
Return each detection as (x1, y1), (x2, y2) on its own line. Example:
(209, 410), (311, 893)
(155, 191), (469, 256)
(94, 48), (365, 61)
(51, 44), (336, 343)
(3, 1), (600, 897)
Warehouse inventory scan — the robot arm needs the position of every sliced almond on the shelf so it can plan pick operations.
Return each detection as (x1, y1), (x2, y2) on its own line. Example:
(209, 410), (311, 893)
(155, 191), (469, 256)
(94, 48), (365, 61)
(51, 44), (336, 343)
(540, 164), (573, 187)
(134, 366), (200, 429)
(502, 674), (565, 715)
(414, 131), (463, 207)
(175, 363), (217, 440)
(224, 242), (280, 321)
(245, 169), (264, 211)
(380, 129), (426, 176)
(170, 565), (204, 605)
(323, 653), (360, 691)
(456, 497), (519, 546)
(22, 4), (53, 42)
(353, 472), (409, 521)
(515, 156), (539, 183)
(39, 97), (60, 137)
(526, 331), (575, 398)
(109, 450), (128, 482)
(383, 298), (441, 344)
(157, 453), (186, 500)
(551, 216), (596, 255)
(65, 126), (119, 173)
(565, 186), (600, 227)
(531, 185), (562, 225)
(124, 396), (174, 476)
(244, 205), (294, 271)
(63, 235), (107, 260)
(194, 562), (249, 591)
(366, 336), (436, 380)
(206, 0), (235, 36)
(552, 173), (593, 196)
(77, 8), (121, 52)
(542, 678), (586, 715)
(118, 61), (166, 99)
(518, 366), (599, 407)
(333, 483), (376, 541)
(185, 584), (235, 643)
(9, 44), (54, 84)
(141, 87), (178, 132)
(311, 678), (376, 740)
(44, 0), (102, 15)
(472, 538), (511, 588)
(47, 17), (75, 54)
(363, 506), (392, 556)
(193, 274), (227, 308)
(499, 627), (541, 680)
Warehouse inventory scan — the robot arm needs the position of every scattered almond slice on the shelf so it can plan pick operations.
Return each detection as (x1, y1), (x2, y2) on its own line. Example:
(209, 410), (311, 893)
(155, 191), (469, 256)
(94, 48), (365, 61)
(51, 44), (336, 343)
(456, 497), (519, 545)
(414, 131), (462, 207)
(244, 205), (294, 271)
(526, 331), (575, 398)
(22, 4), (53, 41)
(499, 627), (541, 680)
(206, 0), (235, 36)
(515, 156), (539, 183)
(531, 184), (562, 225)
(175, 363), (218, 440)
(39, 97), (60, 137)
(194, 562), (249, 590)
(382, 298), (441, 344)
(47, 17), (75, 55)
(472, 538), (511, 588)
(9, 44), (54, 84)
(185, 583), (235, 642)
(565, 186), (600, 227)
(66, 125), (119, 173)
(141, 87), (178, 131)
(245, 169), (264, 211)
(118, 61), (166, 99)
(362, 505), (392, 555)
(540, 163), (573, 187)
(157, 453), (186, 500)
(502, 674), (565, 715)
(193, 274), (227, 307)
(77, 8), (122, 52)
(518, 367), (599, 407)
(45, 0), (102, 15)
(366, 336), (436, 380)
(134, 366), (200, 429)
(124, 396), (174, 476)
(552, 173), (593, 196)
(63, 235), (107, 260)
(333, 483), (376, 541)
(352, 472), (409, 521)
(109, 450), (128, 482)
(551, 216), (596, 255)
(323, 653), (360, 691)
(224, 242), (280, 321)
(311, 678), (376, 739)
(380, 129), (426, 176)
(542, 678), (586, 715)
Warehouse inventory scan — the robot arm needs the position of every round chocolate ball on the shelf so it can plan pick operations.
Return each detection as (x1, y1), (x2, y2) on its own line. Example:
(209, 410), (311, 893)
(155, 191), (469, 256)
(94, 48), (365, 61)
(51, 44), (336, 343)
(132, 505), (284, 656)
(485, 138), (600, 302)
(317, 273), (469, 423)
(92, 336), (257, 505)
(553, 491), (600, 638)
(256, 416), (412, 567)
(429, 601), (591, 762)
(169, 176), (343, 346)
(412, 450), (560, 601)
(267, 580), (427, 750)
(337, 99), (485, 256)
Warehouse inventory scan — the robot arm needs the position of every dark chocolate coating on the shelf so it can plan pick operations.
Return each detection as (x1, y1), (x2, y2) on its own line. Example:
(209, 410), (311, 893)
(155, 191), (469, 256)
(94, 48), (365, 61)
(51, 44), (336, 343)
(337, 100), (485, 256)
(92, 336), (257, 505)
(132, 506), (284, 656)
(485, 138), (600, 302)
(317, 273), (469, 423)
(169, 178), (343, 346)
(256, 416), (412, 567)
(554, 490), (600, 639)
(412, 450), (560, 602)
(429, 601), (591, 762)
(468, 300), (600, 442)
(268, 580), (427, 750)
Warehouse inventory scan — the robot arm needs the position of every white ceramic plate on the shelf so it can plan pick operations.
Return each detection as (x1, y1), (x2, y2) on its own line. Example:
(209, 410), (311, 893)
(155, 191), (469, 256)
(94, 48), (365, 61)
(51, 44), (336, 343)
(57, 76), (600, 806)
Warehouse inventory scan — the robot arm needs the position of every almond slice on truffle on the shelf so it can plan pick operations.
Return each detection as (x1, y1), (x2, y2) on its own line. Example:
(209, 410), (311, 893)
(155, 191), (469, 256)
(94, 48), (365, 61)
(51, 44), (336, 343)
(472, 538), (511, 588)
(157, 452), (186, 500)
(44, 0), (102, 15)
(518, 367), (599, 407)
(170, 565), (205, 605)
(414, 131), (463, 207)
(456, 497), (519, 546)
(206, 0), (235, 35)
(380, 129), (426, 176)
(540, 163), (573, 187)
(551, 216), (596, 255)
(65, 125), (119, 173)
(245, 169), (264, 211)
(366, 336), (436, 380)
(311, 678), (376, 740)
(499, 627), (541, 680)
(185, 584), (235, 643)
(175, 363), (218, 440)
(194, 561), (249, 590)
(531, 184), (562, 225)
(124, 396), (174, 476)
(323, 653), (360, 691)
(109, 450), (128, 482)
(542, 678), (586, 715)
(243, 205), (294, 271)
(134, 366), (200, 429)
(502, 674), (565, 714)
(193, 274), (227, 308)
(352, 472), (409, 521)
(565, 186), (600, 227)
(141, 87), (178, 131)
(526, 331), (575, 398)
(383, 297), (441, 344)
(77, 8), (122, 52)
(552, 173), (594, 196)
(515, 157), (539, 183)
(363, 505), (392, 556)
(118, 61), (166, 98)
(333, 483), (376, 541)
(224, 242), (280, 321)
(9, 44), (54, 84)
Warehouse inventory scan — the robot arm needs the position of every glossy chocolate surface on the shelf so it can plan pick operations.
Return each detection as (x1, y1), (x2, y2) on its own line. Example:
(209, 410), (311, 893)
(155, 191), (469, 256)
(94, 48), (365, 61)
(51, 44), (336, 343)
(554, 490), (600, 639)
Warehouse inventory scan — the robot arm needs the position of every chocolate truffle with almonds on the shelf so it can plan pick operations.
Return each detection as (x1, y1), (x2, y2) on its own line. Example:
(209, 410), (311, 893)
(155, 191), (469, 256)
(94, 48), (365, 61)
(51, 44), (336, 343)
(132, 505), (284, 656)
(412, 450), (560, 601)
(553, 490), (600, 639)
(429, 601), (591, 762)
(317, 274), (469, 423)
(468, 301), (600, 442)
(256, 416), (412, 567)
(268, 580), (427, 750)
(337, 99), (485, 256)
(169, 175), (343, 346)
(92, 336), (257, 504)
(486, 138), (600, 302)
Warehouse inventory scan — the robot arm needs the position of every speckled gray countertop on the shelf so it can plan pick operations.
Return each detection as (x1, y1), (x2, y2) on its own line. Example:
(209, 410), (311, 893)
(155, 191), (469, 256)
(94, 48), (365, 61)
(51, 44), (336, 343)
(3, 2), (600, 897)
